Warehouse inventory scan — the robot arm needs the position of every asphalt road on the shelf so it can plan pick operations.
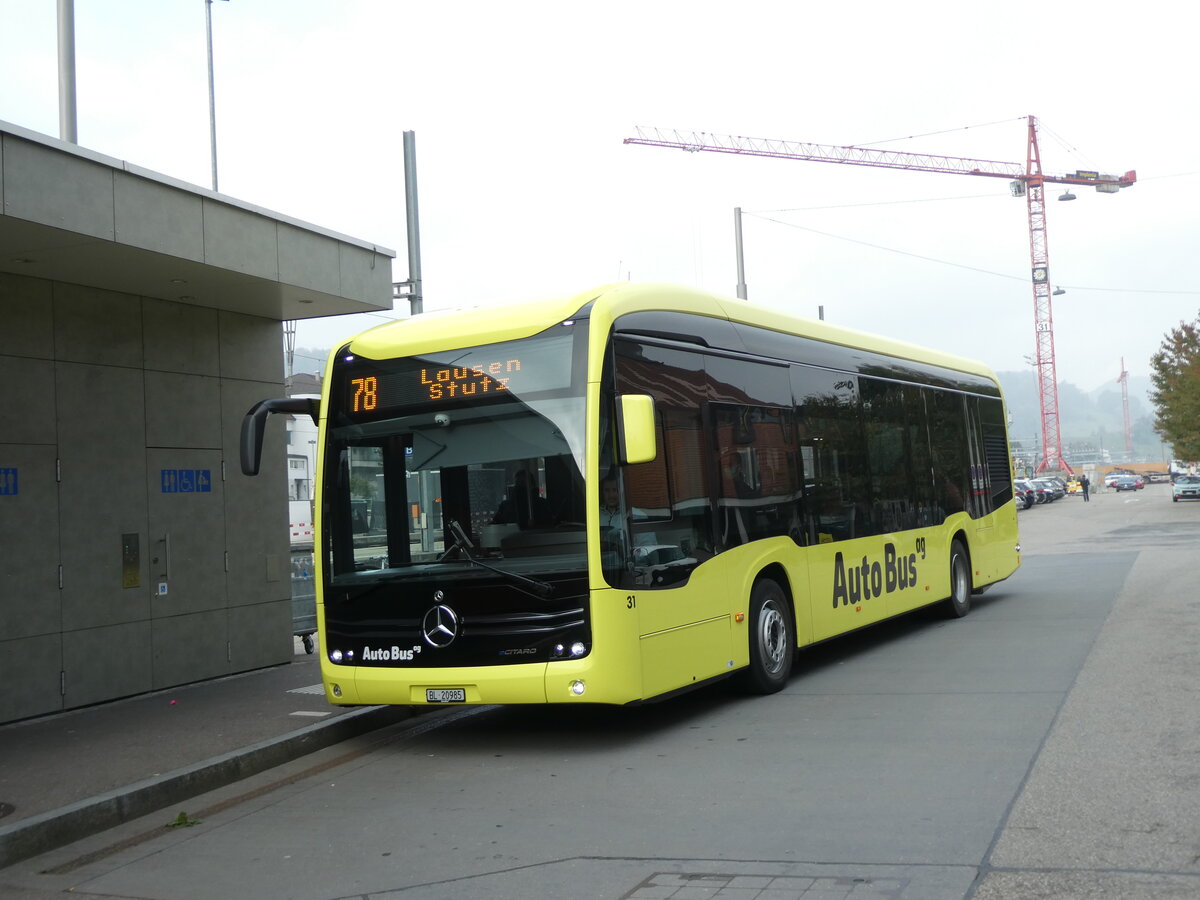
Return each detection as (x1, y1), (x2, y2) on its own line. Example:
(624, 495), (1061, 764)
(5, 483), (1199, 899)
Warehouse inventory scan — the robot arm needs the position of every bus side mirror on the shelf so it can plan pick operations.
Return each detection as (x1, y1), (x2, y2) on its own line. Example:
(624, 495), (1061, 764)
(616, 394), (656, 465)
(240, 397), (320, 476)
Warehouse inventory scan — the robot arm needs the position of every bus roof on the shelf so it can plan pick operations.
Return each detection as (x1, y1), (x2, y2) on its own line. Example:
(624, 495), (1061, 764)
(342, 282), (999, 384)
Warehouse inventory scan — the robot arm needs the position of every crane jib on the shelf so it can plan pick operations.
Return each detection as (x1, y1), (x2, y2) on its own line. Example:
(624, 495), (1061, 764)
(625, 117), (1134, 475)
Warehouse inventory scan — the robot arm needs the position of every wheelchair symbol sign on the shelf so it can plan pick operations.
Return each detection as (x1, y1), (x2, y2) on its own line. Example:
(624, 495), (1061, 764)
(161, 469), (213, 493)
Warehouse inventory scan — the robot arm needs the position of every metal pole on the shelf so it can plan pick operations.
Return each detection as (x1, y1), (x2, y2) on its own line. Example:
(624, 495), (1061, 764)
(57, 0), (78, 143)
(403, 131), (424, 315)
(205, 0), (221, 191)
(734, 207), (747, 299)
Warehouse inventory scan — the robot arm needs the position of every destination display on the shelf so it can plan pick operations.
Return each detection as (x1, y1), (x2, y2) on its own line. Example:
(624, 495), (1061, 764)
(339, 332), (577, 418)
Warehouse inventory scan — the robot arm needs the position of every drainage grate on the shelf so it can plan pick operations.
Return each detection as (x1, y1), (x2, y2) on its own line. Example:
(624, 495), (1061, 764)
(622, 872), (909, 899)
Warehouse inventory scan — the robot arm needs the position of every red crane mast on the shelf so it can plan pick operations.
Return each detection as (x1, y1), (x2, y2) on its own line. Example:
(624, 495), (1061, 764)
(625, 117), (1135, 474)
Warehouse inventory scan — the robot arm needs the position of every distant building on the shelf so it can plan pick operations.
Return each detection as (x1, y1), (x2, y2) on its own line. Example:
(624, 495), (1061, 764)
(285, 374), (322, 548)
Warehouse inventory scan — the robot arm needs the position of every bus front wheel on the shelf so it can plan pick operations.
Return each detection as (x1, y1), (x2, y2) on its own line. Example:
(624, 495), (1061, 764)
(740, 578), (794, 694)
(943, 539), (972, 618)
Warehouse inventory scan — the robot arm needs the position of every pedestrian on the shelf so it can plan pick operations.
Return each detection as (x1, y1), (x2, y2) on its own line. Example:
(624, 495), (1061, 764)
(1080, 474), (1090, 502)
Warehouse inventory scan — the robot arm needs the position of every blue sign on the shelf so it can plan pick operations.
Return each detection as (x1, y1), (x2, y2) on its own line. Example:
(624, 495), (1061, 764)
(161, 469), (212, 493)
(0, 468), (16, 496)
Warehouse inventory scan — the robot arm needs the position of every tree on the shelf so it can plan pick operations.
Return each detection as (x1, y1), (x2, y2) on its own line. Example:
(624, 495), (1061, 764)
(1149, 313), (1200, 460)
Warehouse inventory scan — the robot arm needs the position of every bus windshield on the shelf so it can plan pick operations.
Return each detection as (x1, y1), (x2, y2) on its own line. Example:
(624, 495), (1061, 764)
(323, 322), (589, 586)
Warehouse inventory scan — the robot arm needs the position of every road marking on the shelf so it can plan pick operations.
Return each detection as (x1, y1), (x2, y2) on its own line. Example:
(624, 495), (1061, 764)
(287, 684), (326, 695)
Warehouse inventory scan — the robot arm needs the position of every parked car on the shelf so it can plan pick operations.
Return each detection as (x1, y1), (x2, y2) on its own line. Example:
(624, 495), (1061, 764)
(1141, 471), (1171, 484)
(1172, 474), (1200, 502)
(1044, 476), (1069, 495)
(1112, 475), (1143, 492)
(1014, 479), (1037, 509)
(1032, 477), (1063, 501)
(1104, 469), (1133, 488)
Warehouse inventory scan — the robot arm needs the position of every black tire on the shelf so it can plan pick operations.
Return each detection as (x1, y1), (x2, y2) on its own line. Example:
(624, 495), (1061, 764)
(740, 578), (794, 694)
(942, 539), (972, 619)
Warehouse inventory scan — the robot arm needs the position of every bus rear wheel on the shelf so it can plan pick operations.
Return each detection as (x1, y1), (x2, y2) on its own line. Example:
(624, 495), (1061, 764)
(943, 539), (972, 618)
(740, 578), (794, 694)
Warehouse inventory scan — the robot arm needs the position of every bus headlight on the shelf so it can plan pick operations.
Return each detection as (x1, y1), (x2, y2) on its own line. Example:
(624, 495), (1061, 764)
(570, 642), (587, 658)
(330, 649), (343, 663)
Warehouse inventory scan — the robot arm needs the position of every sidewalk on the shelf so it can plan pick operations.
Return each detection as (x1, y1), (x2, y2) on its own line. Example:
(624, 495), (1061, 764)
(0, 639), (413, 869)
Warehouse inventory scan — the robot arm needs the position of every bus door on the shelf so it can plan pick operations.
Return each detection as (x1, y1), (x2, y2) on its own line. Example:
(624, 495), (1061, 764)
(791, 366), (892, 641)
(613, 341), (730, 696)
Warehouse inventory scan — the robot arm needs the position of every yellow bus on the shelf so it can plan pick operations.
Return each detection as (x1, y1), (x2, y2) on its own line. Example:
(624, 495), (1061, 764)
(242, 283), (1020, 706)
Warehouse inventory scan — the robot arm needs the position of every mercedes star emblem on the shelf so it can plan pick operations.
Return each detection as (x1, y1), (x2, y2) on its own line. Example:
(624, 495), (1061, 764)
(422, 604), (459, 648)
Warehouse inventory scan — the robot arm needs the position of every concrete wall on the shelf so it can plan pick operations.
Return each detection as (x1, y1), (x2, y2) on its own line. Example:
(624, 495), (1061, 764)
(0, 271), (292, 723)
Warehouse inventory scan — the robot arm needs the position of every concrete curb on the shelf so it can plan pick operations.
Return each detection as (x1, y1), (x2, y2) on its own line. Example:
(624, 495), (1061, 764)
(0, 705), (408, 870)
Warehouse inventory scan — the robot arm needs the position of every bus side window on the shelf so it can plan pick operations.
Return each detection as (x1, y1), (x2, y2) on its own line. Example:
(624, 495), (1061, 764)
(792, 365), (867, 542)
(861, 379), (934, 533)
(707, 357), (795, 549)
(929, 391), (969, 519)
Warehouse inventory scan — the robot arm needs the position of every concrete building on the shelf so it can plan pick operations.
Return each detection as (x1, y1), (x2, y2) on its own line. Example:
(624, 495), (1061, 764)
(0, 120), (395, 724)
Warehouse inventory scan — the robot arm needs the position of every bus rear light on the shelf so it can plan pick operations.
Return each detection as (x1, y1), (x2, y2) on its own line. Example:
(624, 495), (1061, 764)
(569, 680), (586, 696)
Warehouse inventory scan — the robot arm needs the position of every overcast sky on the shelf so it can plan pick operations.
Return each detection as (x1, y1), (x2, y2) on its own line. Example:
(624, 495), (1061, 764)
(2, 0), (1196, 391)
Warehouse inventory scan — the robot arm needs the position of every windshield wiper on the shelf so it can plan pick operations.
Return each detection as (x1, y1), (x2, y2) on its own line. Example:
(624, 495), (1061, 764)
(440, 519), (556, 600)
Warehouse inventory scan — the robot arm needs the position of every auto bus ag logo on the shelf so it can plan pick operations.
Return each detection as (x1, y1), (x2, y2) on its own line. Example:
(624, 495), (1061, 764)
(832, 541), (921, 608)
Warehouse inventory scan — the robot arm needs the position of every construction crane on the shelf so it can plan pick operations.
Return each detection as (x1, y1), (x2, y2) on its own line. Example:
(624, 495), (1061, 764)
(1117, 357), (1133, 459)
(624, 117), (1135, 474)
